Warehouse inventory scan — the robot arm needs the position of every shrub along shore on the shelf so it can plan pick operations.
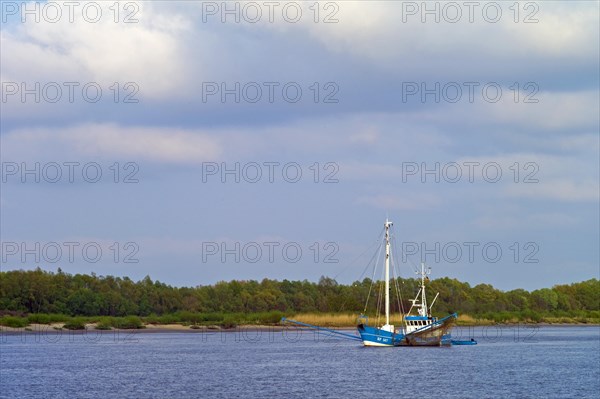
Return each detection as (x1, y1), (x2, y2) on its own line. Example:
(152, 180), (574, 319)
(1, 269), (598, 330)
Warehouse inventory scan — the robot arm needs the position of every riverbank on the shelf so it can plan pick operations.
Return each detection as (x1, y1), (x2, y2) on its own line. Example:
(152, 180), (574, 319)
(1, 314), (598, 334)
(0, 323), (277, 334)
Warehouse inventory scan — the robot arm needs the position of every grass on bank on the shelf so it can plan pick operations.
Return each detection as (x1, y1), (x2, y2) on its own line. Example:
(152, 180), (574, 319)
(1, 310), (598, 330)
(285, 311), (600, 327)
(288, 313), (406, 327)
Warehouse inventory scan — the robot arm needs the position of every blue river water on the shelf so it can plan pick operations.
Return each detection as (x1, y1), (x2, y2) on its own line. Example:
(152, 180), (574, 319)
(1, 325), (598, 398)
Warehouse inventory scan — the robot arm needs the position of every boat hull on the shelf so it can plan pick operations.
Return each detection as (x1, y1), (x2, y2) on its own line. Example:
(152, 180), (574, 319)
(357, 324), (404, 347)
(401, 332), (453, 346)
(400, 315), (456, 346)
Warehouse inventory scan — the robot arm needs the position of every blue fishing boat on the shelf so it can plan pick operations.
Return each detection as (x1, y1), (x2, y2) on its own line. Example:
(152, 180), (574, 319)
(357, 219), (406, 346)
(357, 220), (458, 347)
(284, 219), (473, 347)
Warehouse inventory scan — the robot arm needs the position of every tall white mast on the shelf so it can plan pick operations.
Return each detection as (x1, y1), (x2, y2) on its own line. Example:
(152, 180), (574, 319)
(420, 262), (429, 317)
(384, 219), (392, 326)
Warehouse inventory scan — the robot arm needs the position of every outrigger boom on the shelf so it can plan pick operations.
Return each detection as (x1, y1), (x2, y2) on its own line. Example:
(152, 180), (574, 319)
(280, 317), (363, 342)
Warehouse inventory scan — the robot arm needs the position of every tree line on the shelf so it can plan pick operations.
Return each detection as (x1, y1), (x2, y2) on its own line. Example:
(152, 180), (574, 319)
(0, 268), (598, 321)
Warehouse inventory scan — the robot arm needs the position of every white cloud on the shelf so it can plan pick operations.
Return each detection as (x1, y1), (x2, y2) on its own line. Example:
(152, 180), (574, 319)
(2, 123), (222, 163)
(356, 193), (440, 210)
(483, 90), (599, 131)
(349, 128), (379, 145)
(553, 134), (600, 153)
(304, 1), (599, 66)
(505, 3), (598, 58)
(505, 179), (599, 202)
(414, 89), (599, 132)
(0, 1), (191, 99)
(339, 162), (403, 181)
(473, 212), (580, 230)
(456, 153), (599, 202)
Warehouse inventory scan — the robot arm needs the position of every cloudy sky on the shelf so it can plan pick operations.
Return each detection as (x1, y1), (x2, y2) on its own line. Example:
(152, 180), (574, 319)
(1, 1), (598, 291)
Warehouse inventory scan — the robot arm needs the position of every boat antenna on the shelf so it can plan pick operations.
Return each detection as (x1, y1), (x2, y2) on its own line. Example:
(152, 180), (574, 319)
(417, 263), (432, 317)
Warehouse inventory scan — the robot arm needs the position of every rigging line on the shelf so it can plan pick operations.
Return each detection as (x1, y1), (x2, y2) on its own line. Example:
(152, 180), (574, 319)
(333, 226), (385, 281)
(363, 232), (385, 313)
(391, 231), (419, 275)
(389, 226), (408, 318)
(356, 227), (386, 283)
(389, 227), (403, 276)
(390, 246), (406, 317)
(336, 228), (385, 313)
(390, 251), (398, 310)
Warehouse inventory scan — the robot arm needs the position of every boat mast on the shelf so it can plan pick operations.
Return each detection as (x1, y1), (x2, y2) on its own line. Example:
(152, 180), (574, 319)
(384, 219), (392, 326)
(420, 262), (428, 317)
